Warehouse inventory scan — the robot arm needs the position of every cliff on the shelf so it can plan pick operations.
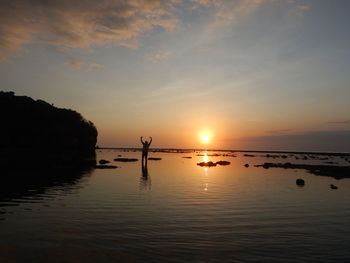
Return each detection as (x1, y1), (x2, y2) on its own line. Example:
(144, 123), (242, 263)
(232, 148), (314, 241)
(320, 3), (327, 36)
(0, 91), (97, 170)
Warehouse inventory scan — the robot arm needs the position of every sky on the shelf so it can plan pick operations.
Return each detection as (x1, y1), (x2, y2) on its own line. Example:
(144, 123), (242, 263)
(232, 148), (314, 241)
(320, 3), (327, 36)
(1, 0), (350, 151)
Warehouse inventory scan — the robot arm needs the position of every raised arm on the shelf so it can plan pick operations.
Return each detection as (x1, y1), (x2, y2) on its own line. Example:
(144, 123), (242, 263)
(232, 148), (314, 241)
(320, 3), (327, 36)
(140, 136), (144, 144)
(149, 136), (152, 145)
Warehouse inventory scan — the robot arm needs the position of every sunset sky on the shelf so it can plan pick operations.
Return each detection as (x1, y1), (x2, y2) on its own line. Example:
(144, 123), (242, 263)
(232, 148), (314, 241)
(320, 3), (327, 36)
(1, 0), (350, 151)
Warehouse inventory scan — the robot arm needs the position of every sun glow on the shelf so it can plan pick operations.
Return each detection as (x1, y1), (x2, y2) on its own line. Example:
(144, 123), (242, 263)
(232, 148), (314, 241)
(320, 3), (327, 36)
(199, 130), (212, 145)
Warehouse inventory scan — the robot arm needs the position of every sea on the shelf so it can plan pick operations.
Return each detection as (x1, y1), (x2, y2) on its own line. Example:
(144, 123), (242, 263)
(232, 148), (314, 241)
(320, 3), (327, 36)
(1, 149), (350, 262)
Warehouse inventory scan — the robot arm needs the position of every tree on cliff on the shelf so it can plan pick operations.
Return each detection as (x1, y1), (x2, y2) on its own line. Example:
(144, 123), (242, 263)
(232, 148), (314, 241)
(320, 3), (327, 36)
(0, 91), (97, 156)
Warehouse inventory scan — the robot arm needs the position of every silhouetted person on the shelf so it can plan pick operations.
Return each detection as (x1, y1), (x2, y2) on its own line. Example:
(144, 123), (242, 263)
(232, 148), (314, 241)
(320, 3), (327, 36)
(140, 136), (152, 166)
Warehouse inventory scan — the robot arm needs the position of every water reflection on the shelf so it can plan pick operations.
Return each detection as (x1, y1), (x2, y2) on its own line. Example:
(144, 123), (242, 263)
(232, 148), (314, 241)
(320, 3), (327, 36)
(0, 165), (93, 213)
(203, 167), (209, 191)
(203, 152), (209, 163)
(202, 153), (209, 191)
(140, 162), (151, 190)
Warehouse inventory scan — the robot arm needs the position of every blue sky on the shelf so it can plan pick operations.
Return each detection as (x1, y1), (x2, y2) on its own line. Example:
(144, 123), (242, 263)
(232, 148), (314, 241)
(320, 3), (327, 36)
(1, 0), (350, 151)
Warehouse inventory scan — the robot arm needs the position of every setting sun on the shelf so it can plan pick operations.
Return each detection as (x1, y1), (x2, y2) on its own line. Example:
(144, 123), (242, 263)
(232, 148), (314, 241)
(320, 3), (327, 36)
(199, 131), (212, 145)
(201, 134), (210, 144)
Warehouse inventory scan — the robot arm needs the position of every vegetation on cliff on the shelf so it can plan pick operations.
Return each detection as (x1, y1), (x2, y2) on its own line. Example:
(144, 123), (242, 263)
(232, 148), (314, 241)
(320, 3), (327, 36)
(0, 91), (97, 170)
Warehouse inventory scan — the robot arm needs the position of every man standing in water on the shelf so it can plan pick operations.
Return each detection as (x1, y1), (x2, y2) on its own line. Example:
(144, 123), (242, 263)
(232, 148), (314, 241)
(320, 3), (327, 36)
(140, 136), (152, 166)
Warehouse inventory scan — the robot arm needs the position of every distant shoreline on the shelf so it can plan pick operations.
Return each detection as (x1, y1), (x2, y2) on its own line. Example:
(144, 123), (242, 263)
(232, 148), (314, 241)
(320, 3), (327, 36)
(97, 147), (350, 156)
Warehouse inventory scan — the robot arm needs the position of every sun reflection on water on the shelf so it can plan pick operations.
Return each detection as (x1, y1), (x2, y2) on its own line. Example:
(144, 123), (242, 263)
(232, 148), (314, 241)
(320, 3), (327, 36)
(203, 152), (209, 163)
(203, 162), (209, 191)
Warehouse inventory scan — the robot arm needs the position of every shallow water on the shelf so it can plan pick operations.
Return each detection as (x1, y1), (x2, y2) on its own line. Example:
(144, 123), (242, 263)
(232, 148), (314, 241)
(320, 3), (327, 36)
(1, 150), (350, 262)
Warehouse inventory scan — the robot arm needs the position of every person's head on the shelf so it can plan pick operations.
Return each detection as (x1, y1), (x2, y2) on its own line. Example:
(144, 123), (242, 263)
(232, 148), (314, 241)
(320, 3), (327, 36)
(145, 140), (148, 144)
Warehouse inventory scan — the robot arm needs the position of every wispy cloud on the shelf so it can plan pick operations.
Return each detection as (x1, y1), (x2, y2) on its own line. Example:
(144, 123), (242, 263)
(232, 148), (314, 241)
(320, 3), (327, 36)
(0, 0), (181, 61)
(191, 0), (310, 27)
(148, 50), (172, 63)
(328, 120), (350, 125)
(65, 60), (104, 71)
(265, 129), (293, 135)
(0, 0), (310, 61)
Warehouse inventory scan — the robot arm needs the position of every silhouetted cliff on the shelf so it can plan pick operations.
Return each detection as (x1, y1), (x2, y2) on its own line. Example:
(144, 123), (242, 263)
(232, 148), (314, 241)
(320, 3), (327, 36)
(0, 91), (97, 169)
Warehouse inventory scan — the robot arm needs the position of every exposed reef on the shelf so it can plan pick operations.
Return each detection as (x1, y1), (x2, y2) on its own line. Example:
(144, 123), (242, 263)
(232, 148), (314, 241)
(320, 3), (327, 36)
(95, 165), (118, 169)
(197, 161), (231, 167)
(296, 178), (305, 186)
(197, 161), (217, 167)
(114, 158), (139, 162)
(148, 157), (162, 160)
(255, 162), (350, 179)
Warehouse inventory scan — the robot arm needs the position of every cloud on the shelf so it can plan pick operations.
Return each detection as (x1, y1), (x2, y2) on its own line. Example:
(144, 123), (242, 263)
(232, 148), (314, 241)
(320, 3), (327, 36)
(65, 60), (104, 71)
(265, 129), (293, 135)
(148, 50), (172, 62)
(328, 120), (350, 125)
(191, 0), (310, 27)
(0, 0), (310, 61)
(0, 0), (181, 61)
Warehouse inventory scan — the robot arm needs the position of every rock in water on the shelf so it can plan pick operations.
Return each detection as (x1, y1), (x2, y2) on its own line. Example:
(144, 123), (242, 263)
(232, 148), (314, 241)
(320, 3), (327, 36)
(296, 178), (305, 186)
(330, 184), (338, 189)
(197, 161), (217, 167)
(216, 161), (231, 166)
(114, 158), (138, 162)
(99, 159), (110, 164)
(95, 165), (118, 169)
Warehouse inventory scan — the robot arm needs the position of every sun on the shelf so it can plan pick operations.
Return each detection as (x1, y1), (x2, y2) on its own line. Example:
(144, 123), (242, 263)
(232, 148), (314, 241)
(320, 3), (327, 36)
(201, 134), (210, 144)
(199, 131), (212, 145)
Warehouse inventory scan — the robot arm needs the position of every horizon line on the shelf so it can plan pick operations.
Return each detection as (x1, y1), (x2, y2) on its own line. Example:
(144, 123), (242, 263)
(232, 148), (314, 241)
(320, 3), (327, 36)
(96, 147), (350, 156)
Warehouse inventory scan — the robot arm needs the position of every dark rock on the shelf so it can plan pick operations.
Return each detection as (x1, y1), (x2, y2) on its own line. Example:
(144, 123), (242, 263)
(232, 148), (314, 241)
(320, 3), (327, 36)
(244, 154), (255, 157)
(197, 161), (217, 167)
(330, 184), (338, 189)
(99, 159), (110, 164)
(255, 162), (350, 179)
(182, 156), (192, 159)
(148, 157), (162, 160)
(95, 165), (118, 169)
(244, 164), (249, 168)
(296, 178), (305, 186)
(114, 158), (138, 162)
(216, 161), (231, 166)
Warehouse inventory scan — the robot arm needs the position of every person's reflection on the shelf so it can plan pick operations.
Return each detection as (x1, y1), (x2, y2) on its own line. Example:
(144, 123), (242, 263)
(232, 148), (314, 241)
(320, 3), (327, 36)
(140, 161), (151, 190)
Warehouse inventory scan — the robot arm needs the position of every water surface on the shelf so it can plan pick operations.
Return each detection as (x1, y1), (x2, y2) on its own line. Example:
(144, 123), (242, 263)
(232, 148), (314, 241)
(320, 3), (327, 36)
(1, 150), (350, 262)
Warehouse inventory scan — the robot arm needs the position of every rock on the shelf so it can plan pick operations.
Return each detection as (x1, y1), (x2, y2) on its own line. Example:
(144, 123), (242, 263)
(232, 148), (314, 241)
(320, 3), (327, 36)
(148, 157), (162, 160)
(95, 165), (118, 169)
(296, 178), (305, 186)
(114, 158), (138, 162)
(197, 161), (217, 167)
(216, 161), (231, 166)
(244, 164), (249, 168)
(330, 184), (338, 189)
(182, 156), (192, 159)
(99, 159), (110, 164)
